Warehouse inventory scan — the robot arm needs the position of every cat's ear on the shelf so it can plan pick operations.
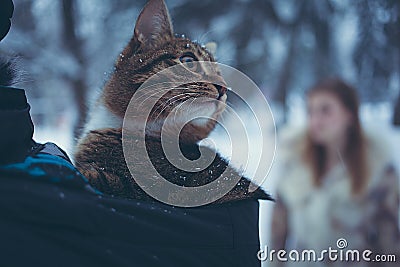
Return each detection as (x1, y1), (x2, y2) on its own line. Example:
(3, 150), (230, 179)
(205, 42), (218, 56)
(133, 0), (174, 47)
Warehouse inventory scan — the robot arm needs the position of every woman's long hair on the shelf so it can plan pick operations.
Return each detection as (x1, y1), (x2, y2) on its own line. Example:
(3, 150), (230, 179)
(304, 78), (369, 195)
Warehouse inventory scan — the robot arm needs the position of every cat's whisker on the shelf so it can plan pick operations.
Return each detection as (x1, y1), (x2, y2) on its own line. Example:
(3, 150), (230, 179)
(198, 29), (215, 44)
(151, 92), (193, 116)
(135, 88), (181, 110)
(173, 96), (197, 122)
(171, 101), (188, 122)
(135, 83), (189, 100)
(184, 97), (198, 113)
(172, 97), (200, 125)
(134, 85), (178, 104)
(161, 91), (197, 104)
(151, 92), (195, 115)
(152, 95), (191, 123)
(135, 86), (193, 110)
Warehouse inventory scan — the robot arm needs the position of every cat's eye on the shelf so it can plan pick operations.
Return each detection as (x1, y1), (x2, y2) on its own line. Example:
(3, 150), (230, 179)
(179, 54), (197, 70)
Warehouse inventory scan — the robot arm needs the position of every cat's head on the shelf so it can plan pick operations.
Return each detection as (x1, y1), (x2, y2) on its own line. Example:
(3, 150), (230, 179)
(102, 0), (227, 143)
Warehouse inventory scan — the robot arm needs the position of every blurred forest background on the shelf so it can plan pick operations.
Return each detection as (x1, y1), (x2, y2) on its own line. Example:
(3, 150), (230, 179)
(1, 0), (399, 153)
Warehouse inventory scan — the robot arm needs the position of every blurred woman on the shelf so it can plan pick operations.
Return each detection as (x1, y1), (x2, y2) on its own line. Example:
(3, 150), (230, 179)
(270, 78), (399, 267)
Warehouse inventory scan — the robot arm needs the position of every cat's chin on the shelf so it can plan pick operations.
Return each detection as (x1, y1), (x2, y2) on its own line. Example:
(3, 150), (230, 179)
(184, 95), (226, 127)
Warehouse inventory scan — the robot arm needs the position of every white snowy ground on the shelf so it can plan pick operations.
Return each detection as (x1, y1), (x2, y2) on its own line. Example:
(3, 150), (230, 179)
(33, 99), (400, 266)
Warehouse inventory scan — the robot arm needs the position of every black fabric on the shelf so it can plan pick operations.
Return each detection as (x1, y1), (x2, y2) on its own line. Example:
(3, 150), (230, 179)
(0, 87), (34, 164)
(0, 0), (14, 42)
(0, 144), (262, 267)
(0, 86), (28, 110)
(0, 171), (261, 267)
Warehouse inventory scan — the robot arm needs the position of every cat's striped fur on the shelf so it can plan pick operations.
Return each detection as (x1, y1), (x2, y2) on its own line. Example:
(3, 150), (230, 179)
(74, 0), (271, 204)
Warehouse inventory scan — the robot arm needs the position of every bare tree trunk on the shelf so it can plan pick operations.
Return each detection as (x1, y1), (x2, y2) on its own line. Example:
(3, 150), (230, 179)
(61, 0), (87, 139)
(394, 92), (400, 126)
(393, 34), (400, 126)
(275, 30), (296, 124)
(274, 0), (307, 125)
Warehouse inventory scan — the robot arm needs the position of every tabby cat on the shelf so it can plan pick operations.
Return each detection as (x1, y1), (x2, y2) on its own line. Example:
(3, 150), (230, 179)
(74, 0), (271, 205)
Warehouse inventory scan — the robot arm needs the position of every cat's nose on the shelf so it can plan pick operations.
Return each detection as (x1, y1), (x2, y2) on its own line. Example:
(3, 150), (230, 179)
(215, 84), (227, 99)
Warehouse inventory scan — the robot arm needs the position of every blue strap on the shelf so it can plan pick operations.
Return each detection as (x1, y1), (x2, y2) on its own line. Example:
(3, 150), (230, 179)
(0, 143), (101, 195)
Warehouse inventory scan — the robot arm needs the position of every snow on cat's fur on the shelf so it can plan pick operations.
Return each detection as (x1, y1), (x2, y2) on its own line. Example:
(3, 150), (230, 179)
(75, 0), (271, 204)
